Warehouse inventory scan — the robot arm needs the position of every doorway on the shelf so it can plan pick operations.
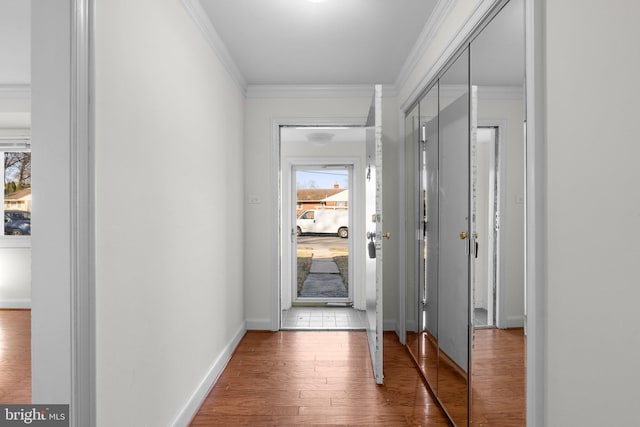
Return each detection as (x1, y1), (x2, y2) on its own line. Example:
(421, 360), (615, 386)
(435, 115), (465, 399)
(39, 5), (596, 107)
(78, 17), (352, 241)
(0, 0), (32, 404)
(473, 126), (500, 328)
(279, 125), (367, 330)
(293, 166), (351, 304)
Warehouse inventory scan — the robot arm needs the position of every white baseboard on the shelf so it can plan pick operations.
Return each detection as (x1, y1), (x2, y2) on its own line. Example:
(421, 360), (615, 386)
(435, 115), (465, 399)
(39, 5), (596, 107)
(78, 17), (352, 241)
(383, 318), (397, 332)
(0, 299), (31, 309)
(507, 315), (525, 328)
(246, 318), (275, 330)
(170, 321), (247, 427)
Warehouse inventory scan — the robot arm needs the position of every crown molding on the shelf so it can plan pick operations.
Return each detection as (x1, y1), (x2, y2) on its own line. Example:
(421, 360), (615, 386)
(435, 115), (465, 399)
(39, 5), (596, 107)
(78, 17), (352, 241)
(400, 0), (498, 112)
(394, 0), (455, 93)
(180, 0), (247, 93)
(246, 84), (397, 99)
(0, 84), (31, 99)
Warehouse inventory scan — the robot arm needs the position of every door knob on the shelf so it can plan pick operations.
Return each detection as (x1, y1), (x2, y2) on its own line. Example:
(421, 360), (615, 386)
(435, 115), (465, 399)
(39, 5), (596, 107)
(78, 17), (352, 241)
(459, 231), (468, 240)
(382, 232), (391, 239)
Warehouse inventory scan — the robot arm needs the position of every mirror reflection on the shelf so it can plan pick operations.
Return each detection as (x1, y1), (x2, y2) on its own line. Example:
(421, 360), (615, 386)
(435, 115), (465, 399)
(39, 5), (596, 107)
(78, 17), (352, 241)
(437, 47), (470, 426)
(470, 0), (526, 424)
(404, 0), (526, 425)
(405, 82), (439, 390)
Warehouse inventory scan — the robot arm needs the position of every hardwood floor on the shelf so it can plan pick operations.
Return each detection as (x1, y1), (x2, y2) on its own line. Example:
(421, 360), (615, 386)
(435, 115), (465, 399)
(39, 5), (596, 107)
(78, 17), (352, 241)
(190, 331), (451, 426)
(471, 328), (525, 426)
(0, 309), (31, 403)
(406, 328), (526, 426)
(0, 309), (523, 424)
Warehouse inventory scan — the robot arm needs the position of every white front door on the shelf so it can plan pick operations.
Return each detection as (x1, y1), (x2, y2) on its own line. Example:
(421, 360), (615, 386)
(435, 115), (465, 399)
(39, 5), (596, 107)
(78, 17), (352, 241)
(364, 85), (384, 384)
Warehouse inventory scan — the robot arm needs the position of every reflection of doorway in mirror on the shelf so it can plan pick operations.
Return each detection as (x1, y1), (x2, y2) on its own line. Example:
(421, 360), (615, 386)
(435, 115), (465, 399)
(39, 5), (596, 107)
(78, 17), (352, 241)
(473, 127), (499, 328)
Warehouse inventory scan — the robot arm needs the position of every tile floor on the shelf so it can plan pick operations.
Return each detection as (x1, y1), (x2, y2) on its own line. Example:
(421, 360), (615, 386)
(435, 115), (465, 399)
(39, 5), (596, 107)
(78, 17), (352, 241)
(281, 306), (365, 330)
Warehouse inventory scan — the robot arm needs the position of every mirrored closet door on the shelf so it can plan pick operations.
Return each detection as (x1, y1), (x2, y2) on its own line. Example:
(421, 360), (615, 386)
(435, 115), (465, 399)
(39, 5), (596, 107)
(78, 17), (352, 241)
(404, 0), (526, 425)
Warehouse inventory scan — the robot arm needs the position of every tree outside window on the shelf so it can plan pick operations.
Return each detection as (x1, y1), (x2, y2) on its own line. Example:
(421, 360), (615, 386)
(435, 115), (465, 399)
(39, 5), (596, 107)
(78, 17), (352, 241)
(3, 151), (31, 236)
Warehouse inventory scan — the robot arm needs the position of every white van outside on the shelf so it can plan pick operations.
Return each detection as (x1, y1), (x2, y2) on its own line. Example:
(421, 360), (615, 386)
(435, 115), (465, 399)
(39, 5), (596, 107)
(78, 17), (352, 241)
(296, 208), (349, 238)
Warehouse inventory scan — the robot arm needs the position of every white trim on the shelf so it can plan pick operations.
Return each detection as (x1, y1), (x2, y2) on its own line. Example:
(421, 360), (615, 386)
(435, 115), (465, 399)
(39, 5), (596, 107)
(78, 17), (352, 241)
(247, 84), (397, 99)
(179, 0), (247, 93)
(284, 159), (361, 308)
(400, 0), (497, 112)
(246, 318), (275, 330)
(397, 107), (407, 345)
(170, 323), (247, 427)
(394, 0), (455, 91)
(478, 118), (508, 329)
(525, 0), (545, 425)
(70, 0), (95, 425)
(0, 239), (31, 248)
(272, 117), (368, 331)
(0, 299), (31, 309)
(0, 84), (31, 99)
(271, 122), (282, 331)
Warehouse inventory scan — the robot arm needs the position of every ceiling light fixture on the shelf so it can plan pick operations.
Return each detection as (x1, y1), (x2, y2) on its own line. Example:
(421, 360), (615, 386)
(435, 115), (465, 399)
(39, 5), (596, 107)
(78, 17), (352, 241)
(306, 132), (335, 144)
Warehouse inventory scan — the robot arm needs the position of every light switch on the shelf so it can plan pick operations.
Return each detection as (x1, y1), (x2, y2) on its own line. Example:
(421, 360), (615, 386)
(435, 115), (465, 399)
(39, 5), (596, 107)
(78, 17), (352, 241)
(248, 195), (261, 204)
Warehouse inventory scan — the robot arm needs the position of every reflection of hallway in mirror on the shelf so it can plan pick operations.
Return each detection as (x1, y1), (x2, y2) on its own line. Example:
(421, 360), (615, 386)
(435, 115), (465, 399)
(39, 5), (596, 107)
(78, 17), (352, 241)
(474, 308), (488, 326)
(406, 330), (468, 425)
(471, 328), (525, 425)
(406, 331), (438, 387)
(436, 349), (469, 426)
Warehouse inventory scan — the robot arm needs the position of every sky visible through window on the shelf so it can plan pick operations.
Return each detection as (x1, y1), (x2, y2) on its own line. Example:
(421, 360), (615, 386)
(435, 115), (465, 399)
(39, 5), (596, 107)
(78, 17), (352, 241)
(296, 169), (348, 189)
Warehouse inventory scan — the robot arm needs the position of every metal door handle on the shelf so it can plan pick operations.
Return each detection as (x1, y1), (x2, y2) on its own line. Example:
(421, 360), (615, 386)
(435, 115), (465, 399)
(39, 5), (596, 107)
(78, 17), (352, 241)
(459, 231), (468, 240)
(382, 232), (391, 239)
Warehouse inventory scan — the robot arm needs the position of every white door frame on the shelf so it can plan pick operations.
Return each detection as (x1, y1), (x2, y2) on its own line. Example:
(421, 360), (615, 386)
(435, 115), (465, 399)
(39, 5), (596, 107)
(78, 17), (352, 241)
(32, 0), (95, 426)
(477, 120), (508, 328)
(271, 117), (367, 330)
(283, 161), (358, 308)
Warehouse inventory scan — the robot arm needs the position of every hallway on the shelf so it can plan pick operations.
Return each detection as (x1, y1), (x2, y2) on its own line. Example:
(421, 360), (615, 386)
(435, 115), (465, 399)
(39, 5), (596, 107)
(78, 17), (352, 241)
(190, 331), (450, 426)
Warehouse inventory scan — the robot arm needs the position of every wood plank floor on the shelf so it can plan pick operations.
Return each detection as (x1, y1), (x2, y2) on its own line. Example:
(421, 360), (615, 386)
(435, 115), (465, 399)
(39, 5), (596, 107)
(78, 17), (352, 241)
(471, 328), (525, 426)
(0, 309), (31, 403)
(0, 310), (524, 425)
(190, 331), (451, 426)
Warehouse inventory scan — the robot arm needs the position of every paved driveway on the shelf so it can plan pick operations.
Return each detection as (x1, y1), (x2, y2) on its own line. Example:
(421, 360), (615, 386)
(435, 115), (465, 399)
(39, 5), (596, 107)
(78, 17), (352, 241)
(297, 235), (348, 252)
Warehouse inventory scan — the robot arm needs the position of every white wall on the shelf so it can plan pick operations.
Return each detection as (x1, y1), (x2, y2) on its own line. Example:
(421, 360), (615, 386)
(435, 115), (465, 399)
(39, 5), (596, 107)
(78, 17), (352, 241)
(244, 95), (400, 330)
(0, 248), (30, 307)
(544, 1), (640, 425)
(94, 0), (245, 425)
(0, 97), (30, 137)
(477, 95), (525, 327)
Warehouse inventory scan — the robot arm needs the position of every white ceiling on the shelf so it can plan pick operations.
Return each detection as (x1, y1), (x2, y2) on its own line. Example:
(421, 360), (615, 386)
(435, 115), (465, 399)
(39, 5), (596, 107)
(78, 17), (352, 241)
(0, 0), (30, 85)
(0, 0), (524, 90)
(199, 0), (438, 85)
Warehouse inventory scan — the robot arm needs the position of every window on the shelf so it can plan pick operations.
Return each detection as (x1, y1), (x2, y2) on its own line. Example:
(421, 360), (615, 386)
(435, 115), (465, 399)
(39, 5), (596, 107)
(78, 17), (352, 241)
(301, 211), (314, 220)
(2, 139), (31, 237)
